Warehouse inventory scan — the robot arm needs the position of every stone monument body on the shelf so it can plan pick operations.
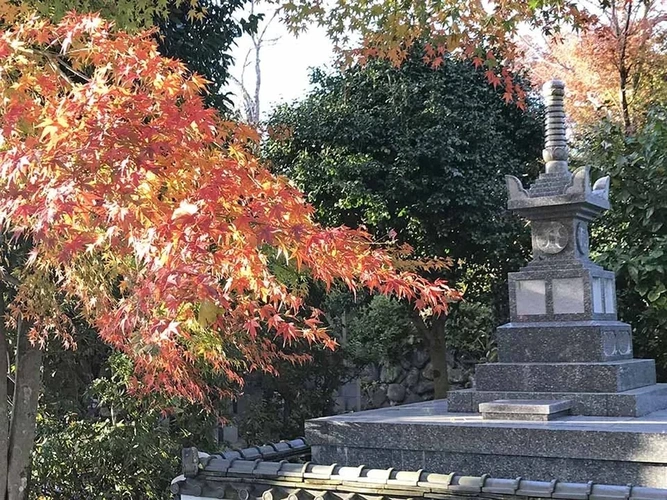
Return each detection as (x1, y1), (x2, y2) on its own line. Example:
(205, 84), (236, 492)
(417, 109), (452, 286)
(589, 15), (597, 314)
(305, 81), (667, 488)
(447, 80), (667, 418)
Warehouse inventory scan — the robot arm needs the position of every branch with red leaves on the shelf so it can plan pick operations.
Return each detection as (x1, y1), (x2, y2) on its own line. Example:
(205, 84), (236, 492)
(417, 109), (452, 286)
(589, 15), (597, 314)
(0, 13), (460, 409)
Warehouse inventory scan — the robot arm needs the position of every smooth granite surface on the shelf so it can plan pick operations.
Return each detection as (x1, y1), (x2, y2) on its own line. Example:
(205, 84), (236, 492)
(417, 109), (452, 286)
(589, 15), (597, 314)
(496, 321), (633, 362)
(474, 359), (657, 393)
(306, 400), (667, 487)
(448, 383), (667, 417)
(479, 399), (572, 421)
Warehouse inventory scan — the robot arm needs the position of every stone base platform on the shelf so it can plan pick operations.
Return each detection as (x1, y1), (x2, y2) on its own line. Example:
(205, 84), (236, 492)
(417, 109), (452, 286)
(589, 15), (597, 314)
(474, 359), (657, 393)
(306, 400), (667, 488)
(449, 383), (667, 417)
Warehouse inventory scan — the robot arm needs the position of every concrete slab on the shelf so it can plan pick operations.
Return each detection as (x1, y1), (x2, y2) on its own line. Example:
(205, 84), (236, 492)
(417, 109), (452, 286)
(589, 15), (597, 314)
(479, 399), (572, 421)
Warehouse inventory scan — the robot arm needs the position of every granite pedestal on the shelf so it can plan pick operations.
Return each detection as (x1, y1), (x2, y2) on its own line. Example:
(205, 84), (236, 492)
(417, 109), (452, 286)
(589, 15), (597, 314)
(445, 80), (667, 418)
(306, 400), (667, 488)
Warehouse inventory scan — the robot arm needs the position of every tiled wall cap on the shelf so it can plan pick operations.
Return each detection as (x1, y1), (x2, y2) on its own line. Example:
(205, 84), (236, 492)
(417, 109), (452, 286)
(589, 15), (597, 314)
(254, 461), (284, 478)
(273, 442), (292, 452)
(589, 484), (636, 500)
(481, 474), (491, 488)
(482, 477), (518, 494)
(336, 465), (366, 481)
(448, 475), (482, 493)
(258, 445), (277, 456)
(237, 486), (250, 500)
(304, 463), (338, 479)
(182, 447), (200, 478)
(176, 445), (667, 499)
(221, 450), (243, 461)
(288, 488), (304, 500)
(276, 462), (308, 478)
(204, 457), (236, 474)
(262, 488), (276, 500)
(560, 480), (593, 500)
(170, 474), (185, 494)
(228, 458), (262, 475)
(630, 487), (667, 500)
(285, 438), (307, 449)
(517, 479), (557, 497)
(359, 467), (393, 484)
(387, 469), (423, 486)
(418, 471), (455, 489)
(239, 447), (262, 460)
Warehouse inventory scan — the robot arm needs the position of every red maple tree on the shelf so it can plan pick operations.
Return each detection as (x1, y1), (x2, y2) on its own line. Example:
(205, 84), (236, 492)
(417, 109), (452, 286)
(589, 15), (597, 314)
(0, 13), (459, 404)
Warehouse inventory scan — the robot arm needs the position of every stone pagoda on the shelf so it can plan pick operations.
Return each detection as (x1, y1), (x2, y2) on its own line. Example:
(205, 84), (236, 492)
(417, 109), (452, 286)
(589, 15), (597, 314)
(305, 81), (667, 488)
(447, 80), (667, 418)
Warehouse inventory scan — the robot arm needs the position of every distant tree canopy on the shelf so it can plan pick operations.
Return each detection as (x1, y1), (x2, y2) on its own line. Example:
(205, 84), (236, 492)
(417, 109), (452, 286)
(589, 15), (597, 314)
(156, 0), (260, 113)
(579, 109), (667, 381)
(266, 51), (544, 302)
(265, 51), (543, 398)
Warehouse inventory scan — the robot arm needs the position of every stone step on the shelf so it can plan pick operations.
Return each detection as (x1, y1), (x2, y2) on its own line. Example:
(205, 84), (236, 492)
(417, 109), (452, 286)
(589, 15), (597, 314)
(448, 383), (667, 417)
(479, 399), (572, 421)
(475, 359), (656, 393)
(496, 321), (633, 363)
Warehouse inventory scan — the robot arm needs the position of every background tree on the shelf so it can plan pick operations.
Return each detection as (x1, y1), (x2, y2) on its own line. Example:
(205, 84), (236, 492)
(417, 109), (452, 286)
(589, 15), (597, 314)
(156, 0), (261, 113)
(280, 0), (593, 102)
(265, 50), (543, 397)
(0, 0), (206, 30)
(525, 0), (667, 131)
(576, 109), (667, 382)
(229, 0), (282, 124)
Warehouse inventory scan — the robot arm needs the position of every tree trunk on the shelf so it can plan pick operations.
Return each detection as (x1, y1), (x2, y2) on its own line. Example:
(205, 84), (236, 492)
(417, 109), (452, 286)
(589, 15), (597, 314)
(428, 317), (449, 399)
(414, 314), (450, 399)
(7, 319), (42, 500)
(617, 0), (633, 134)
(0, 293), (9, 500)
(619, 69), (632, 133)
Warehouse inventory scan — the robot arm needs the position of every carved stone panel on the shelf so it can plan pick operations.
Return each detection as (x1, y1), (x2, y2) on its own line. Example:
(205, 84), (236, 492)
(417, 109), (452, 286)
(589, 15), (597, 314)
(515, 280), (547, 316)
(552, 278), (585, 314)
(576, 222), (589, 256)
(534, 221), (569, 255)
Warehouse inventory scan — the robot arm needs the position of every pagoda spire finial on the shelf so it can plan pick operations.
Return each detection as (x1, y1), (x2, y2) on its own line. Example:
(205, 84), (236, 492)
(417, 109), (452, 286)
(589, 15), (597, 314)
(542, 80), (569, 174)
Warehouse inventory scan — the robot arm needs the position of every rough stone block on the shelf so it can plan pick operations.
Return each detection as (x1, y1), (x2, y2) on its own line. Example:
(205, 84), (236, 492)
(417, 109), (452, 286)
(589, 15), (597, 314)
(475, 359), (656, 393)
(496, 321), (633, 363)
(479, 399), (572, 421)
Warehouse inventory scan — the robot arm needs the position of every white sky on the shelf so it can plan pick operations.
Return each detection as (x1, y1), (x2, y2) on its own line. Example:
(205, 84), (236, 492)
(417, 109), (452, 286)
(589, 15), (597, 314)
(225, 14), (335, 119)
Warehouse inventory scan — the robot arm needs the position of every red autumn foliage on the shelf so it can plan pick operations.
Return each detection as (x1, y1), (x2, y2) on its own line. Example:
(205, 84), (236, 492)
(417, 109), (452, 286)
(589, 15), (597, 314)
(0, 13), (459, 407)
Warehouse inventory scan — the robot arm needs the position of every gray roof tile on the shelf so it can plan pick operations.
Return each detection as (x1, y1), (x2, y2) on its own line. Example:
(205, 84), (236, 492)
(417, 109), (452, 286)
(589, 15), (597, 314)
(174, 442), (667, 500)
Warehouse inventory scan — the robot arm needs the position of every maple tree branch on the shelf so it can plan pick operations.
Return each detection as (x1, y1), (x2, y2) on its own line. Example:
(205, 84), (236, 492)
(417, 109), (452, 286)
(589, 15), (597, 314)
(0, 271), (19, 289)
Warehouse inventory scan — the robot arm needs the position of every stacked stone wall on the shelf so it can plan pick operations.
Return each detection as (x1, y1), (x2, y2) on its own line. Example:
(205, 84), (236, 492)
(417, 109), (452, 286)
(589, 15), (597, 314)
(355, 348), (474, 409)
